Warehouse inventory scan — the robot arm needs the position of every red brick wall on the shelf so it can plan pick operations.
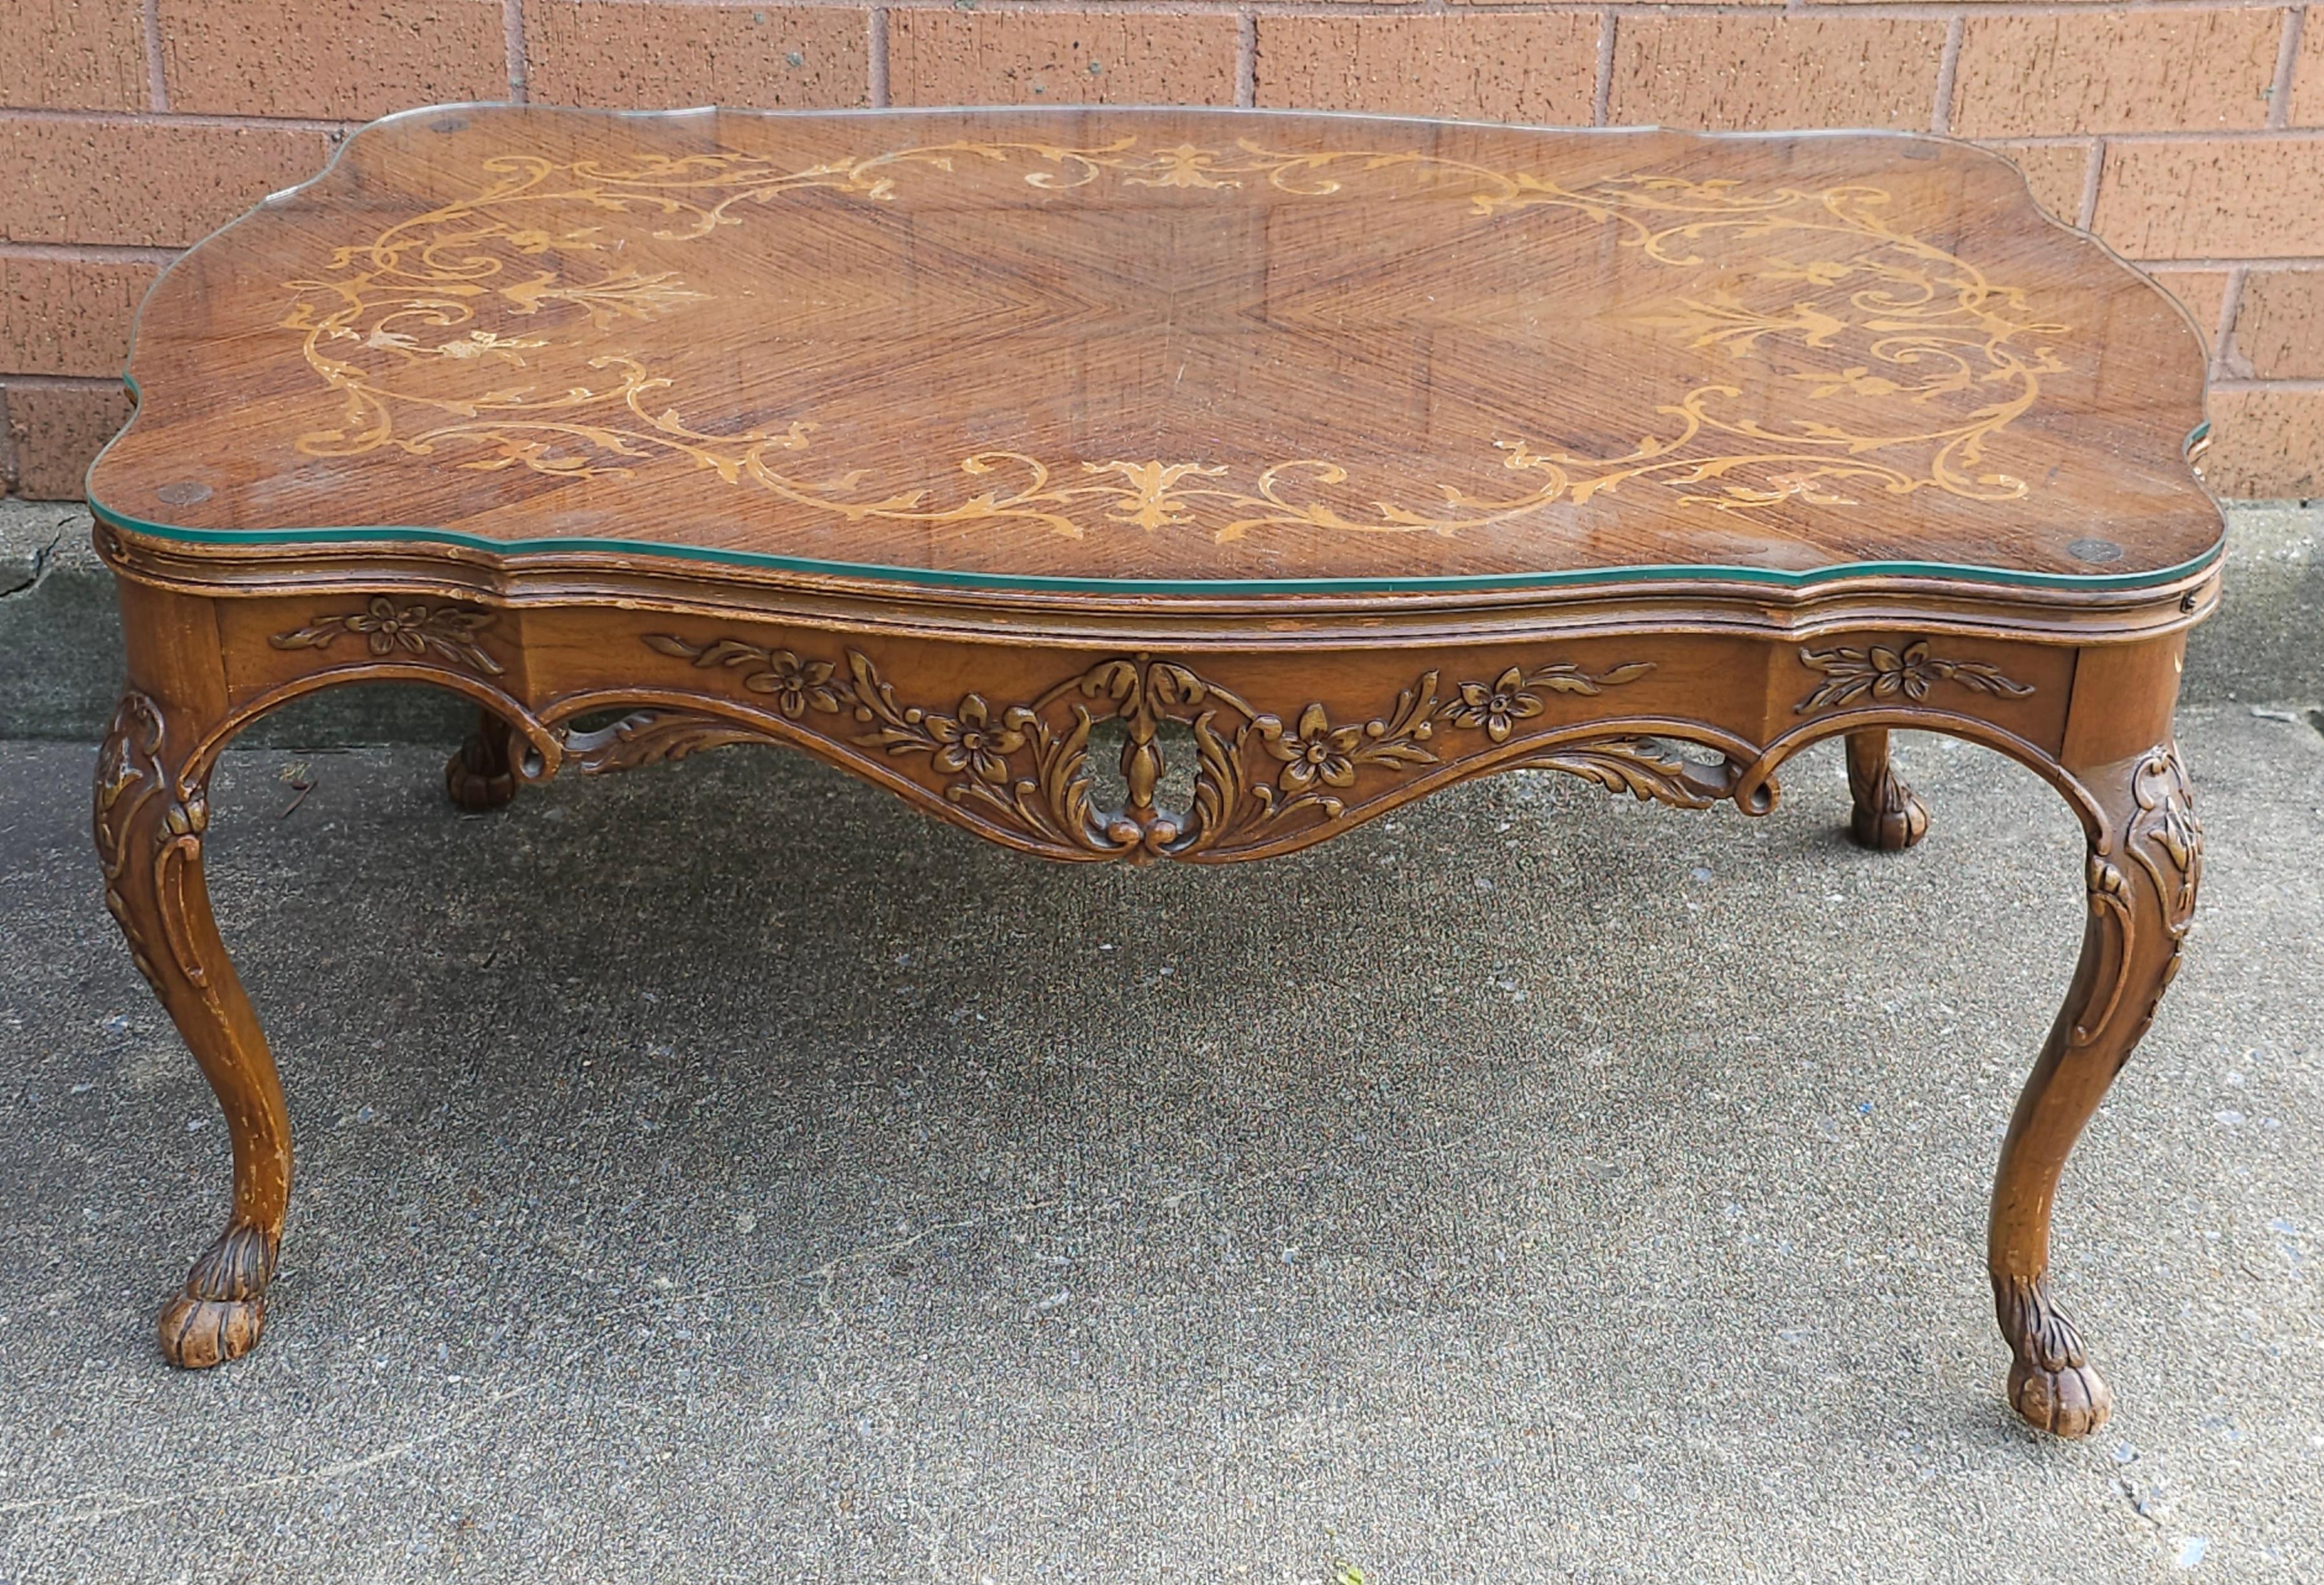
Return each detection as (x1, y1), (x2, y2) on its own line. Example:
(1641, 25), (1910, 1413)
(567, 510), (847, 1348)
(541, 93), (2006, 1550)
(4, 0), (2318, 499)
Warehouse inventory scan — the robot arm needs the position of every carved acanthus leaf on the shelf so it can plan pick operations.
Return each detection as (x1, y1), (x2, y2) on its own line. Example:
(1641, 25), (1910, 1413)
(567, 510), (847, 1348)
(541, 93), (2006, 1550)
(2071, 744), (2201, 1049)
(564, 709), (771, 774)
(93, 691), (217, 1002)
(1995, 1271), (2091, 1373)
(1511, 736), (1736, 810)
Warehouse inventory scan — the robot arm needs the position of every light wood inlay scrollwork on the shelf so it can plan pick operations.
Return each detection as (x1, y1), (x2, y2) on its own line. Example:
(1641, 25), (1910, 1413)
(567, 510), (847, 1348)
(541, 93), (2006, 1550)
(276, 137), (2071, 539)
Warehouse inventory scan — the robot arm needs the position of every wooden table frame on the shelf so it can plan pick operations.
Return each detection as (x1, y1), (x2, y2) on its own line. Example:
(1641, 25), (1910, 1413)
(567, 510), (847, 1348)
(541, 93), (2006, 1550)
(84, 105), (2218, 1439)
(96, 525), (2209, 1438)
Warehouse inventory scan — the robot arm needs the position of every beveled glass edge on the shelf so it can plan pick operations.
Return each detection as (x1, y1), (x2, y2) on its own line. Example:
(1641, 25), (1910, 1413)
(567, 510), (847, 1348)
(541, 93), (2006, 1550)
(86, 101), (2227, 601)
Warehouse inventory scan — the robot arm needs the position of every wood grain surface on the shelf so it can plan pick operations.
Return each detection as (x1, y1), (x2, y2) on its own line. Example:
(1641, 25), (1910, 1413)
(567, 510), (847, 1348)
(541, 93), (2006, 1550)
(87, 105), (2220, 592)
(88, 108), (2216, 1434)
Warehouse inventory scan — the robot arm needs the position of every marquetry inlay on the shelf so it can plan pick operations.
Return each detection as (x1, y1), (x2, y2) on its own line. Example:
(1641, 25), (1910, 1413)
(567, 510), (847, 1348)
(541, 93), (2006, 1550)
(92, 107), (2216, 590)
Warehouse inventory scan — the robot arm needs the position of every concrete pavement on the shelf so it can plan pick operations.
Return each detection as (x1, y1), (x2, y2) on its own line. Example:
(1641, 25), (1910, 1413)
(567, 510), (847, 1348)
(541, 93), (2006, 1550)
(1, 707), (2320, 1580)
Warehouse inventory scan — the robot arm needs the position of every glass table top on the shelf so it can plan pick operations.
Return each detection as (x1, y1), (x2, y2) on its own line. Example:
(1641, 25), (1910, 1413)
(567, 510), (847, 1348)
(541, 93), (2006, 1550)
(87, 105), (2223, 597)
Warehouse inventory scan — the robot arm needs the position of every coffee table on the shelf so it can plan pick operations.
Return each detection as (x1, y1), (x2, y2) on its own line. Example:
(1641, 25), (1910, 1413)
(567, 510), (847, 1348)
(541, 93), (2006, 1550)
(86, 105), (2217, 1437)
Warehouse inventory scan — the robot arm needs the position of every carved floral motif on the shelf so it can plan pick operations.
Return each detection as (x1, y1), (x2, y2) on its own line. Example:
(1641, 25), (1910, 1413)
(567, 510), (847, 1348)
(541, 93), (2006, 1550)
(271, 597), (504, 675)
(1445, 661), (1658, 743)
(1794, 639), (2033, 713)
(637, 633), (1677, 857)
(642, 633), (842, 717)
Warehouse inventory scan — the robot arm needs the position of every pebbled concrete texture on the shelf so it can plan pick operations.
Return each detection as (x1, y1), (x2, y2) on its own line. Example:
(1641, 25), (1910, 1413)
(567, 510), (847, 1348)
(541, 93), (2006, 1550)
(3, 499), (2319, 744)
(1, 706), (2320, 1580)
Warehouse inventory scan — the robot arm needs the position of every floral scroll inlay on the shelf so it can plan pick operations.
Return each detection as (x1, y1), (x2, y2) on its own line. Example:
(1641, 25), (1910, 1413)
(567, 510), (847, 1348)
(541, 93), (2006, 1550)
(279, 135), (2071, 546)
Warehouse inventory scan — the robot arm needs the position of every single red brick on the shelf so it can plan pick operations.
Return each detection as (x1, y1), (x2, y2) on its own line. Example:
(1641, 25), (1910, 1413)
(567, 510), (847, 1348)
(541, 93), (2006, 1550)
(1951, 13), (2280, 139)
(1608, 15), (1945, 132)
(1984, 141), (2092, 226)
(1255, 15), (1598, 125)
(2197, 388), (2324, 497)
(528, 3), (868, 110)
(2229, 269), (2324, 379)
(2, 379), (133, 499)
(0, 119), (333, 247)
(0, 257), (158, 377)
(2092, 138), (2324, 260)
(157, 0), (506, 119)
(888, 12), (1240, 108)
(0, 0), (146, 111)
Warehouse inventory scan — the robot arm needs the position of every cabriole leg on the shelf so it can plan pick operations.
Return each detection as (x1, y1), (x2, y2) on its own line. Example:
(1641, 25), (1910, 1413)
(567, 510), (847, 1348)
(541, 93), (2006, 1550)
(95, 691), (290, 1367)
(1843, 728), (1928, 851)
(1989, 744), (2200, 1435)
(446, 705), (521, 810)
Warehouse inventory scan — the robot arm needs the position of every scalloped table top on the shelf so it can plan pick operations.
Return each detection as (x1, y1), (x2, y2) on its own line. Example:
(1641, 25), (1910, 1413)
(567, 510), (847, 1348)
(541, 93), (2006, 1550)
(87, 105), (2220, 597)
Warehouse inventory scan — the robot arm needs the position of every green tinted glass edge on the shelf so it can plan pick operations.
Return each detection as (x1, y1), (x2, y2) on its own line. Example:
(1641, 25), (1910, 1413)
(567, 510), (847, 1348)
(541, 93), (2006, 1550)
(88, 494), (2224, 596)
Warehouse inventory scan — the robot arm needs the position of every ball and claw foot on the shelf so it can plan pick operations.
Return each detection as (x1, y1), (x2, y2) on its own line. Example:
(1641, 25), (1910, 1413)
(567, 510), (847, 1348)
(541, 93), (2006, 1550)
(1996, 1274), (2112, 1438)
(1850, 772), (1929, 851)
(1845, 732), (1930, 852)
(158, 1223), (276, 1369)
(446, 713), (519, 812)
(2009, 1355), (2112, 1440)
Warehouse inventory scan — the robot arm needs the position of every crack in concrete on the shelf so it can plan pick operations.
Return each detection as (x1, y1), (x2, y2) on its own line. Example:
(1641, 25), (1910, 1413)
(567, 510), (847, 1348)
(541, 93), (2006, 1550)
(1, 1188), (1186, 1528)
(0, 522), (66, 601)
(0, 1268), (768, 1527)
